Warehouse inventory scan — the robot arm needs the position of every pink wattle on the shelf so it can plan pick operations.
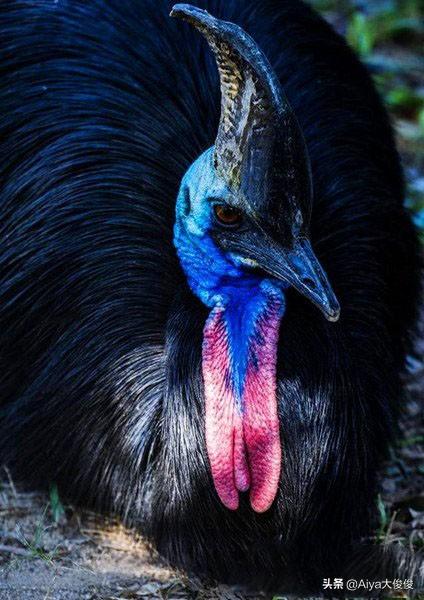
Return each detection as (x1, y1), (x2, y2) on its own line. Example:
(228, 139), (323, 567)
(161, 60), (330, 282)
(202, 292), (283, 513)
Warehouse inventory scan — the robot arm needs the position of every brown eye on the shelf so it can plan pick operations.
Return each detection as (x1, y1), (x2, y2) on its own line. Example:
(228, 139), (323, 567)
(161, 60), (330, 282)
(213, 204), (242, 227)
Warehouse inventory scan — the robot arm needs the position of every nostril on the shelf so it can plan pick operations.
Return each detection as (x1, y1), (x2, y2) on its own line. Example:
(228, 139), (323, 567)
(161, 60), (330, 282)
(302, 276), (317, 290)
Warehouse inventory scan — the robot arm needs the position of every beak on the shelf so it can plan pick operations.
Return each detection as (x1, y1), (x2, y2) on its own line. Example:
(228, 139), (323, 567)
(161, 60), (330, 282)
(232, 234), (340, 322)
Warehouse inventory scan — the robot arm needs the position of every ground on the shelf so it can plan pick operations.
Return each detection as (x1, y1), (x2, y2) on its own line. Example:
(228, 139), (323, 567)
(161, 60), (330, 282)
(0, 1), (423, 598)
(0, 480), (265, 599)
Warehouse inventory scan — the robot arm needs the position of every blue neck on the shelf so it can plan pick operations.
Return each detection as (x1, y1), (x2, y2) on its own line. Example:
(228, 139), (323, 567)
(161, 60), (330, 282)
(174, 217), (286, 399)
(218, 280), (285, 404)
(174, 218), (245, 307)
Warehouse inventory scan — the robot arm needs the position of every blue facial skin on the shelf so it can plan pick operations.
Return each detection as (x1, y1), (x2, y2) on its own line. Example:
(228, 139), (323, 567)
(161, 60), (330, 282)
(174, 147), (286, 404)
(174, 147), (245, 308)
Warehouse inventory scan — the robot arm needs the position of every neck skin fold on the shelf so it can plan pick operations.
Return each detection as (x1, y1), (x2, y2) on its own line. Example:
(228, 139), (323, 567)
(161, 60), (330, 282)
(202, 280), (285, 512)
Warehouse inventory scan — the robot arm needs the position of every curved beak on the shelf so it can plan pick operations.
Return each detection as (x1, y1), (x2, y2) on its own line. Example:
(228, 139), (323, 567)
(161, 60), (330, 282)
(228, 234), (340, 322)
(265, 238), (340, 322)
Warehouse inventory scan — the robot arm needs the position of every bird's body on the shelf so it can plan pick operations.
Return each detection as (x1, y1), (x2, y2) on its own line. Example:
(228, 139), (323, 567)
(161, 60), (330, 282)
(0, 0), (420, 592)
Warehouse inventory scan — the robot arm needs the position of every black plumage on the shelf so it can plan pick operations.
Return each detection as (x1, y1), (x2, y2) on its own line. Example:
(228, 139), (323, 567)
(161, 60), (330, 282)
(0, 0), (421, 592)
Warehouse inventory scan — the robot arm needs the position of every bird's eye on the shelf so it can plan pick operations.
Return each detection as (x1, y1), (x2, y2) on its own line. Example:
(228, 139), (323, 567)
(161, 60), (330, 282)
(213, 204), (242, 227)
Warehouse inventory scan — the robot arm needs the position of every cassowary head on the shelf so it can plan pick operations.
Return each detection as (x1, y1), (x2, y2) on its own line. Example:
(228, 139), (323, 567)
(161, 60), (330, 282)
(171, 4), (340, 513)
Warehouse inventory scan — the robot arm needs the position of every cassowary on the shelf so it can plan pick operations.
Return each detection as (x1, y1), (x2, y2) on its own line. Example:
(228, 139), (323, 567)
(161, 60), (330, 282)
(0, 0), (421, 593)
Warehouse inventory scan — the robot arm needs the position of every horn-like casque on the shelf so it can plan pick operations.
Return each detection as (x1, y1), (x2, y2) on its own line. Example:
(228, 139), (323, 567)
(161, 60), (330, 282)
(170, 3), (312, 226)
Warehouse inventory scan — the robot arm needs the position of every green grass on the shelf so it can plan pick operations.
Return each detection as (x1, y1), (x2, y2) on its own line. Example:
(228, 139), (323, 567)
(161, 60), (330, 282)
(49, 483), (65, 525)
(15, 506), (59, 564)
(346, 9), (423, 58)
(397, 435), (424, 447)
(11, 484), (65, 564)
(376, 494), (391, 542)
(310, 0), (424, 240)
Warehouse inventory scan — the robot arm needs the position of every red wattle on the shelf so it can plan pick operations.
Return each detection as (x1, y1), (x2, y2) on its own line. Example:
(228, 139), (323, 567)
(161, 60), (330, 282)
(202, 291), (283, 513)
(203, 306), (240, 510)
(234, 419), (250, 492)
(243, 305), (282, 512)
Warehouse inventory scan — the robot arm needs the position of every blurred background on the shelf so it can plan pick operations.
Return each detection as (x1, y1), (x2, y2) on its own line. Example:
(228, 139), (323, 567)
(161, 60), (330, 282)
(310, 0), (424, 582)
(311, 0), (424, 239)
(311, 0), (424, 570)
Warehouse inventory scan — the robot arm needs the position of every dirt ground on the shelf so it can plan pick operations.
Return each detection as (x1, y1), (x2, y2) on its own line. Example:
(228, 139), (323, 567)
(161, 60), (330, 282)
(0, 481), (268, 600)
